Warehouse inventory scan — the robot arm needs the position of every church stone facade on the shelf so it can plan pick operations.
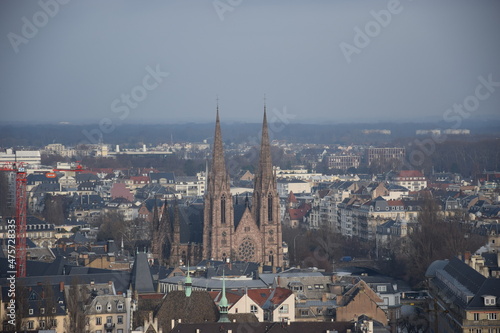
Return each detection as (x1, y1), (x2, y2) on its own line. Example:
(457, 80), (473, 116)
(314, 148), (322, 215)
(203, 108), (283, 267)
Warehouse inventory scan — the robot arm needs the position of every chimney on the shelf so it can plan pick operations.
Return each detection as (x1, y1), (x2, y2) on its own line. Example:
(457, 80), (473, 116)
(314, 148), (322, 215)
(464, 251), (472, 263)
(59, 281), (64, 293)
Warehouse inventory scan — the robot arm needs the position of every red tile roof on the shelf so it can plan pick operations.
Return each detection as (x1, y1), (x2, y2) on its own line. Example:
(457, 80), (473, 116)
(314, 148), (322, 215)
(247, 288), (292, 307)
(208, 290), (243, 306)
(398, 170), (424, 178)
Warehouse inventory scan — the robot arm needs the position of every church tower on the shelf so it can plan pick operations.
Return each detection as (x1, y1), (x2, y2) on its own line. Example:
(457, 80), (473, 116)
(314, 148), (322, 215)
(203, 106), (235, 261)
(252, 107), (283, 267)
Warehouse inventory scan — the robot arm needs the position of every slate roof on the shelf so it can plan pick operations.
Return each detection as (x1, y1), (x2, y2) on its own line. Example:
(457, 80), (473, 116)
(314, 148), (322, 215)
(131, 253), (155, 294)
(69, 194), (105, 210)
(170, 322), (355, 333)
(429, 257), (500, 312)
(76, 173), (99, 183)
(86, 294), (127, 315)
(27, 173), (59, 185)
(154, 290), (219, 327)
(160, 276), (268, 290)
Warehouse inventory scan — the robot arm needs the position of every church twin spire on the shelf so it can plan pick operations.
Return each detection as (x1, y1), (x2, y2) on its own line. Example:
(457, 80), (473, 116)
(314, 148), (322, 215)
(203, 99), (282, 267)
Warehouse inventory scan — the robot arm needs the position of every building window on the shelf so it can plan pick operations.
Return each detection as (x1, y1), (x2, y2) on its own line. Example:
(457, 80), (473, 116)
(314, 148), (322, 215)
(27, 321), (34, 329)
(117, 330), (123, 333)
(279, 304), (289, 314)
(221, 195), (226, 224)
(96, 317), (102, 325)
(29, 308), (33, 315)
(301, 310), (309, 316)
(117, 315), (123, 324)
(106, 316), (112, 324)
(49, 319), (57, 328)
(485, 296), (497, 306)
(96, 304), (102, 312)
(377, 285), (387, 292)
(39, 321), (45, 329)
(250, 305), (258, 314)
(268, 193), (273, 221)
(488, 313), (498, 320)
(474, 313), (480, 321)
(107, 303), (112, 312)
(40, 308), (45, 315)
(117, 303), (123, 311)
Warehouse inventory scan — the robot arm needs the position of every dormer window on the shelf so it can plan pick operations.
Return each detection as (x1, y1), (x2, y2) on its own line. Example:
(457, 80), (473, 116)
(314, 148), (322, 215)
(117, 303), (123, 311)
(29, 308), (33, 315)
(96, 304), (102, 312)
(107, 303), (112, 312)
(484, 295), (497, 306)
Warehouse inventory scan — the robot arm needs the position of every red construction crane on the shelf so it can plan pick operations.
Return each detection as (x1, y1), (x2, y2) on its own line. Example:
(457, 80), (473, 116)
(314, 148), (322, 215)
(0, 162), (27, 277)
(0, 161), (84, 277)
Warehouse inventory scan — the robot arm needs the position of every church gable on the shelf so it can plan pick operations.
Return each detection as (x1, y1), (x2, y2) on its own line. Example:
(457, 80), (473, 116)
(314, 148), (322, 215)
(234, 208), (262, 262)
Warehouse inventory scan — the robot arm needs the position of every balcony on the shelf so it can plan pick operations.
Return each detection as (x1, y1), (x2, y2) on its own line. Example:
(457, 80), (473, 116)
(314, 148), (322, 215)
(105, 323), (115, 329)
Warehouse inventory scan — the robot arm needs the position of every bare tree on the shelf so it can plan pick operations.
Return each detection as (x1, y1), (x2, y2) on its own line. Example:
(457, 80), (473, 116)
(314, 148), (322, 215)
(65, 277), (89, 332)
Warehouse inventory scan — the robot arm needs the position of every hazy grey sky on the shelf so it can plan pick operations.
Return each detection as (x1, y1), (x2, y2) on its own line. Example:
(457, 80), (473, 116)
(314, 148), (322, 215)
(0, 0), (499, 125)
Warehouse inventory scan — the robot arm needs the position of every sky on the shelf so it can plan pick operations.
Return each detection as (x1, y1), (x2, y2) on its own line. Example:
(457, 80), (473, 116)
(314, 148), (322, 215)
(0, 0), (499, 125)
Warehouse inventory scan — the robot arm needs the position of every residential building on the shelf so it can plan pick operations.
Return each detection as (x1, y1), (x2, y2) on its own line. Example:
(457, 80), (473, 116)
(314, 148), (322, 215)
(426, 257), (500, 332)
(367, 147), (405, 166)
(391, 170), (427, 192)
(327, 153), (361, 171)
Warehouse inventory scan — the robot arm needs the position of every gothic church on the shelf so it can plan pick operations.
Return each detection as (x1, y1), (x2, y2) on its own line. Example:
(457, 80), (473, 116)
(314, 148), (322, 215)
(203, 107), (283, 267)
(150, 106), (283, 268)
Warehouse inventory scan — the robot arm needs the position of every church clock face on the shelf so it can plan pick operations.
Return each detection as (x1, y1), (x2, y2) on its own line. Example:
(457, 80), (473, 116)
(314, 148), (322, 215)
(238, 237), (256, 261)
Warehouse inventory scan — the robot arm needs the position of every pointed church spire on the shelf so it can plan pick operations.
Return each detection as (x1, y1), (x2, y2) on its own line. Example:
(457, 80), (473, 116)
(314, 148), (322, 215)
(185, 262), (192, 297)
(218, 269), (230, 322)
(212, 103), (226, 175)
(258, 105), (273, 183)
(252, 105), (275, 226)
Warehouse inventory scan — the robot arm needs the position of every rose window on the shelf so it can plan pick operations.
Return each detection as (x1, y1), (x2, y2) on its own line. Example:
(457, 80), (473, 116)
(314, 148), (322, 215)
(238, 237), (256, 261)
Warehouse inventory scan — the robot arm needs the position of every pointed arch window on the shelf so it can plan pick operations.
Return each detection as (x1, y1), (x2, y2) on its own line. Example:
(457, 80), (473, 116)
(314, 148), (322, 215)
(268, 193), (273, 222)
(221, 194), (226, 224)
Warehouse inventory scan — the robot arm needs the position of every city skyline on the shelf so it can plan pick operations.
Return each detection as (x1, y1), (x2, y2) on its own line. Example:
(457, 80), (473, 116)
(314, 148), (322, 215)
(1, 0), (500, 126)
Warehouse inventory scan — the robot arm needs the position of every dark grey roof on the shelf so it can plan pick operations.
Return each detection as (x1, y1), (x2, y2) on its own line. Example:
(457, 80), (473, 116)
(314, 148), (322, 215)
(76, 173), (99, 183)
(131, 253), (155, 293)
(33, 182), (61, 192)
(443, 257), (485, 294)
(169, 204), (203, 244)
(69, 194), (105, 210)
(77, 181), (96, 190)
(233, 204), (249, 228)
(170, 321), (355, 333)
(27, 173), (59, 185)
